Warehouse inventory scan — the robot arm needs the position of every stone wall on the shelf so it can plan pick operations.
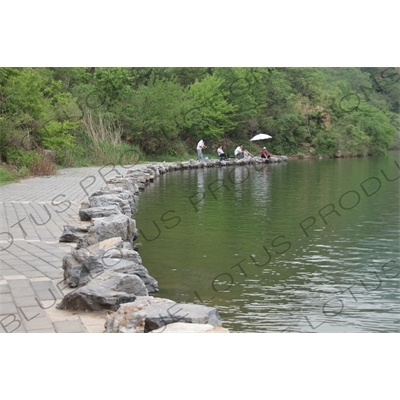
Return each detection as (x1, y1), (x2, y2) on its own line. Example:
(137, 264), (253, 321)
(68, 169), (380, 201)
(57, 156), (288, 332)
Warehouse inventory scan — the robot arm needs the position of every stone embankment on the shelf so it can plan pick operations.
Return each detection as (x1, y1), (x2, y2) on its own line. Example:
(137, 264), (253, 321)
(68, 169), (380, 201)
(57, 156), (288, 333)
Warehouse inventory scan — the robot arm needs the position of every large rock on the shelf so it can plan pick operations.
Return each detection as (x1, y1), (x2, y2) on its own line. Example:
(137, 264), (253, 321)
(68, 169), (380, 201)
(101, 246), (142, 265)
(86, 237), (124, 254)
(79, 205), (122, 221)
(62, 237), (157, 291)
(59, 225), (89, 242)
(91, 186), (134, 198)
(76, 214), (138, 249)
(104, 297), (223, 333)
(57, 272), (147, 311)
(62, 252), (85, 287)
(144, 302), (222, 332)
(88, 194), (133, 216)
(90, 186), (137, 211)
(104, 296), (174, 333)
(104, 259), (158, 292)
(62, 238), (123, 287)
(106, 177), (140, 196)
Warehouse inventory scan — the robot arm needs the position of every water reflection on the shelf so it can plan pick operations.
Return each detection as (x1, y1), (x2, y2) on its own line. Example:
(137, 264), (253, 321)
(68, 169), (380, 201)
(136, 154), (400, 332)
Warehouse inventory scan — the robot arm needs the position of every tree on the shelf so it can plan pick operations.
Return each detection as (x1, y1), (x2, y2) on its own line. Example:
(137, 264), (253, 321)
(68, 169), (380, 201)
(0, 68), (80, 164)
(186, 75), (237, 141)
(120, 78), (186, 154)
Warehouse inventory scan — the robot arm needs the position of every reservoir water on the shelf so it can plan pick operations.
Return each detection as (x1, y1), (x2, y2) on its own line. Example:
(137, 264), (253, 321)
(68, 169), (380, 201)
(135, 152), (400, 332)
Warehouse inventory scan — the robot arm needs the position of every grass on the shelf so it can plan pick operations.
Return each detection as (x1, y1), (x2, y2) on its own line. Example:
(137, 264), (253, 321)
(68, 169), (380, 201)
(0, 167), (17, 186)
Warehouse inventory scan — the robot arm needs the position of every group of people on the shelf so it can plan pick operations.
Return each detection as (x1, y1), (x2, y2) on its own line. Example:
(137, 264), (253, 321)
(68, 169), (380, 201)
(197, 139), (270, 162)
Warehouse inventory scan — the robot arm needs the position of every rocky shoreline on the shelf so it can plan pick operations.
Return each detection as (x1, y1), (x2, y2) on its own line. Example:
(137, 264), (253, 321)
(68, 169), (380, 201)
(57, 155), (288, 333)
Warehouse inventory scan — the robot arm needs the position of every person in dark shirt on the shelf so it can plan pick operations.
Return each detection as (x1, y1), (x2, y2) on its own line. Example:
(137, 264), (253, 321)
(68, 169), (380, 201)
(260, 147), (270, 159)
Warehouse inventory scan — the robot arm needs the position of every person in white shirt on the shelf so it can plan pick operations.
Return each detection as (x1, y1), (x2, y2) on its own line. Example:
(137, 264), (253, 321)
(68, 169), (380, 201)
(196, 139), (206, 161)
(234, 145), (244, 159)
(217, 145), (229, 160)
(243, 149), (253, 158)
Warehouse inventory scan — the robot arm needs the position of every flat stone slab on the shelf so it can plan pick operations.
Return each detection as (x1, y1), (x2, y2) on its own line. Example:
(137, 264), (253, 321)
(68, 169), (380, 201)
(151, 322), (229, 333)
(54, 320), (86, 333)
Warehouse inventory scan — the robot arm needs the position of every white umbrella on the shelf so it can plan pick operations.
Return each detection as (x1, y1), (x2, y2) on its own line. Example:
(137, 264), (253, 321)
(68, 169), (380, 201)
(250, 133), (272, 141)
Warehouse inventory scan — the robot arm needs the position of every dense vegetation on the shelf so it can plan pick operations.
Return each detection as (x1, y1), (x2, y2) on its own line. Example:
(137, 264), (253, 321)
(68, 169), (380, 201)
(0, 67), (399, 180)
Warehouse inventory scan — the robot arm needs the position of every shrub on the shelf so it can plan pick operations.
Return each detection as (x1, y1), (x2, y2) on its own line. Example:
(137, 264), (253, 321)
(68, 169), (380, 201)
(0, 166), (17, 185)
(30, 154), (57, 176)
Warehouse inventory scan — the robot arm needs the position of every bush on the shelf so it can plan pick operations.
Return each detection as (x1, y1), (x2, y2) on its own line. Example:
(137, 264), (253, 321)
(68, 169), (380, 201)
(30, 155), (57, 176)
(57, 134), (143, 168)
(0, 166), (17, 185)
(6, 149), (41, 169)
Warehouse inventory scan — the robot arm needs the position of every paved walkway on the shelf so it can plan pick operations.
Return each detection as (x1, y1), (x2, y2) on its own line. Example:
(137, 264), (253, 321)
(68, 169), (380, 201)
(0, 164), (144, 333)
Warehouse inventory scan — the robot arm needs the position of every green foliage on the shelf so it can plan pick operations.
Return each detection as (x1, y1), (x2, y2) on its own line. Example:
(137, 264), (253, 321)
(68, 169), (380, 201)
(0, 67), (80, 169)
(58, 127), (143, 168)
(120, 78), (185, 153)
(6, 149), (42, 168)
(187, 75), (237, 140)
(214, 67), (266, 137)
(0, 166), (17, 185)
(311, 130), (337, 155)
(40, 120), (77, 150)
(1, 66), (399, 174)
(167, 67), (211, 87)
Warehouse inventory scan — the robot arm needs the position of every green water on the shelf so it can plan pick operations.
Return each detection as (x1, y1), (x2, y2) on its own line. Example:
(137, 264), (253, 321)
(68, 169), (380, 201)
(135, 152), (400, 332)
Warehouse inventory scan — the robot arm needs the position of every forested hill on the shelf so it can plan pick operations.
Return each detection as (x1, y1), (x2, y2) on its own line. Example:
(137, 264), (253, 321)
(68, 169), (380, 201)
(1, 67), (399, 171)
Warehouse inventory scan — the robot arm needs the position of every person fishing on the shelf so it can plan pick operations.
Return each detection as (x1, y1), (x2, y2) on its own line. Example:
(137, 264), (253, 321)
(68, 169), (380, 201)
(234, 145), (244, 159)
(217, 145), (230, 160)
(196, 139), (207, 161)
(244, 149), (254, 158)
(260, 147), (270, 159)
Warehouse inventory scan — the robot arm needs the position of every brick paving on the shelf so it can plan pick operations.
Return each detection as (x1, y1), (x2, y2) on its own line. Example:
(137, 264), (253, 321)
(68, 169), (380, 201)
(0, 164), (144, 333)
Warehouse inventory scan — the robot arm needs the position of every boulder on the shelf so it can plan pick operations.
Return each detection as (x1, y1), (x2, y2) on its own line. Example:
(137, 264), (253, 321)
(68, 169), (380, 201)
(62, 252), (85, 287)
(104, 297), (223, 333)
(57, 272), (147, 311)
(59, 225), (89, 242)
(101, 258), (158, 292)
(79, 205), (122, 221)
(143, 302), (222, 332)
(62, 237), (157, 291)
(86, 237), (124, 254)
(90, 186), (137, 210)
(104, 296), (174, 333)
(76, 214), (138, 249)
(125, 171), (150, 184)
(172, 163), (181, 170)
(88, 194), (133, 216)
(106, 177), (140, 196)
(101, 246), (142, 265)
(62, 245), (99, 287)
